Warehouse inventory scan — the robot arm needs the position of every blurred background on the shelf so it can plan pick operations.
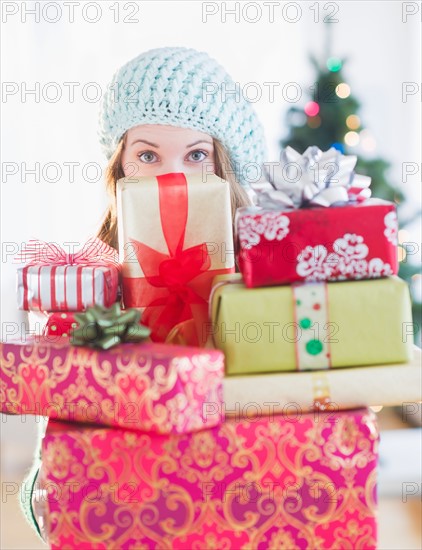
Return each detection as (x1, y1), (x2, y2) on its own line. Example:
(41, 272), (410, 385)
(1, 1), (421, 548)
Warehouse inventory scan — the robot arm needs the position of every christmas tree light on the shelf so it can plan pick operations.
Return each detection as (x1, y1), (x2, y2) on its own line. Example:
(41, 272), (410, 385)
(344, 131), (360, 146)
(397, 246), (407, 262)
(307, 115), (321, 128)
(304, 101), (320, 116)
(336, 83), (351, 98)
(346, 115), (360, 129)
(330, 142), (345, 153)
(326, 57), (342, 72)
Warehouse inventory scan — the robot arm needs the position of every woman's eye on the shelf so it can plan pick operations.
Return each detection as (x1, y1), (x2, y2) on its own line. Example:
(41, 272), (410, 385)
(187, 150), (208, 162)
(138, 151), (158, 163)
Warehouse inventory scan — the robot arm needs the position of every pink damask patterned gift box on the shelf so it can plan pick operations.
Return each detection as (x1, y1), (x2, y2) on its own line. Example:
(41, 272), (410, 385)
(39, 408), (378, 549)
(0, 337), (223, 434)
(236, 199), (398, 288)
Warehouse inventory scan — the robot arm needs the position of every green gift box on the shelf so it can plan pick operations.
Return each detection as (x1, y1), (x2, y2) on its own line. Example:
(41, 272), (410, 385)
(210, 274), (413, 375)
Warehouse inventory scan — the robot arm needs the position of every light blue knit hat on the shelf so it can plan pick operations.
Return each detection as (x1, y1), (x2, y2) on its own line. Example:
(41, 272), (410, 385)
(98, 47), (267, 187)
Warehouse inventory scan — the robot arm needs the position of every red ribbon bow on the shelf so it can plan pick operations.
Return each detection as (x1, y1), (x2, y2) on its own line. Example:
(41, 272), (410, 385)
(124, 173), (212, 342)
(15, 238), (120, 267)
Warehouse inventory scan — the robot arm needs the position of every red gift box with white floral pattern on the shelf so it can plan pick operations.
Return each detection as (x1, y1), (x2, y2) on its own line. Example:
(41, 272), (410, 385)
(236, 199), (398, 288)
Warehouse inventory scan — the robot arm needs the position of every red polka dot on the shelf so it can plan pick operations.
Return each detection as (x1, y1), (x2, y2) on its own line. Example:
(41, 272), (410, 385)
(313, 303), (321, 310)
(326, 353), (330, 358)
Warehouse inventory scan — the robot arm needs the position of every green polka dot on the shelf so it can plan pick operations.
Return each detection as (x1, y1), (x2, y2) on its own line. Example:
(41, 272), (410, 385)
(296, 299), (301, 305)
(299, 317), (312, 329)
(306, 339), (323, 355)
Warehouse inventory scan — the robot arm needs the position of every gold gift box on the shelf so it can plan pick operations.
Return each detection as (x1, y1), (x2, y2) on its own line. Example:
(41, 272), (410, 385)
(222, 347), (421, 413)
(210, 274), (414, 375)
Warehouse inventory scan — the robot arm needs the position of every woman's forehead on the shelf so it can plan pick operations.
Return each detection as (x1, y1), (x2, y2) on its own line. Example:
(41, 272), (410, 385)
(127, 124), (212, 142)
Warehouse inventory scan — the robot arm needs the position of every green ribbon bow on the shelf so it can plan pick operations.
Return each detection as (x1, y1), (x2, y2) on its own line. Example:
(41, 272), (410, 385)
(71, 304), (151, 350)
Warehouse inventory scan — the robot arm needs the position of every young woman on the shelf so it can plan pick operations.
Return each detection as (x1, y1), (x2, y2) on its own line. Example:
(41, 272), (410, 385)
(95, 46), (267, 250)
(21, 46), (267, 540)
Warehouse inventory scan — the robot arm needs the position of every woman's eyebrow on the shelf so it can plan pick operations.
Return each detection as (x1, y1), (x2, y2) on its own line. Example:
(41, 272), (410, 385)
(186, 140), (213, 148)
(130, 139), (159, 147)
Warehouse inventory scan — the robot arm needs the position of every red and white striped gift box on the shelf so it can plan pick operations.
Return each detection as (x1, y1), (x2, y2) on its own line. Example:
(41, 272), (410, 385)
(17, 264), (119, 311)
(16, 238), (120, 312)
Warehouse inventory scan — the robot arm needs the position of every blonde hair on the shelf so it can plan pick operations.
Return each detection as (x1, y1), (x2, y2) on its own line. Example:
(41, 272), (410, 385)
(96, 132), (252, 251)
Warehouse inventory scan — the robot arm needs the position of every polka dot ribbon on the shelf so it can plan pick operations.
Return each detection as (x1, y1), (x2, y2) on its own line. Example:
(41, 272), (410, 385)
(292, 282), (332, 371)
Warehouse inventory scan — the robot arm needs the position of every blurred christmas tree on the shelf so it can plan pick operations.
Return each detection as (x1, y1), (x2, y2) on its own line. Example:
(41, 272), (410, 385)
(281, 50), (421, 344)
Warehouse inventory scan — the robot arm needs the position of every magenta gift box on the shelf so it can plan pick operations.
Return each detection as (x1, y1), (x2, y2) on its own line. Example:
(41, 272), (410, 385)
(0, 336), (223, 434)
(39, 408), (378, 549)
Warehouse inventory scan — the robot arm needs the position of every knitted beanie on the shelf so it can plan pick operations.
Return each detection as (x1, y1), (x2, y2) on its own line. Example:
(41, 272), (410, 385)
(98, 47), (267, 187)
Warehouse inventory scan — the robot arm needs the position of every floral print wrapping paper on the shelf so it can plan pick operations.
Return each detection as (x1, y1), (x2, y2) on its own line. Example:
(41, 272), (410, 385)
(236, 199), (398, 288)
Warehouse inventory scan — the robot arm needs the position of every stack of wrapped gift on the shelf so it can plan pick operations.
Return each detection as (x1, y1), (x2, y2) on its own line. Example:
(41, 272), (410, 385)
(210, 147), (417, 412)
(16, 237), (121, 337)
(1, 331), (381, 549)
(1, 169), (420, 548)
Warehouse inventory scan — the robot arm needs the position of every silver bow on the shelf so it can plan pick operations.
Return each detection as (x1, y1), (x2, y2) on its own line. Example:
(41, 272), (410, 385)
(255, 146), (371, 209)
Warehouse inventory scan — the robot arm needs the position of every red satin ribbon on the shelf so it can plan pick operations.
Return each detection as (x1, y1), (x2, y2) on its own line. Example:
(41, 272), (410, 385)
(124, 173), (228, 342)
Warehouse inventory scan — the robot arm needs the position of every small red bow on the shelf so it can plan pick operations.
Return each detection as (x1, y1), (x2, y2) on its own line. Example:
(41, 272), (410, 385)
(15, 238), (120, 267)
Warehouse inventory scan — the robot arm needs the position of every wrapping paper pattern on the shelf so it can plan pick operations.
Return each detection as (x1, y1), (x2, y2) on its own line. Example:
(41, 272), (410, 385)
(0, 337), (223, 434)
(236, 199), (398, 288)
(44, 312), (79, 338)
(17, 265), (119, 311)
(210, 274), (413, 374)
(40, 408), (379, 549)
(117, 173), (235, 344)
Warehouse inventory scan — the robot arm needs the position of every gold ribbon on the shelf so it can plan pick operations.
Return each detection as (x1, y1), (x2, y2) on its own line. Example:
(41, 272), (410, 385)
(311, 371), (331, 411)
